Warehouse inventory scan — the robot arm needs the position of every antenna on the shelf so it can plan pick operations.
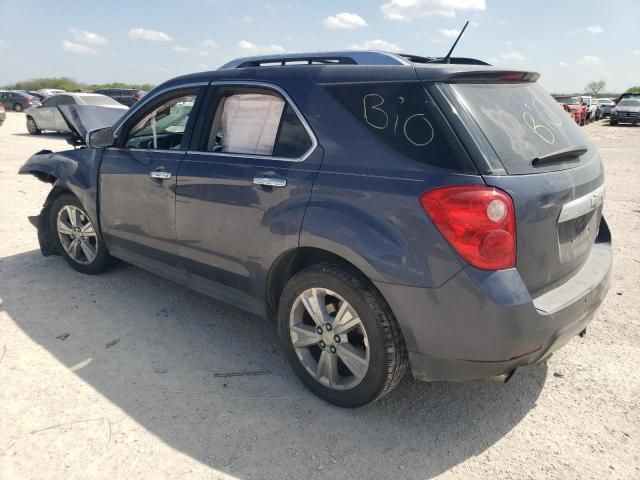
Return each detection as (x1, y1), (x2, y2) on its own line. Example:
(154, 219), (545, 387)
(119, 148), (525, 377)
(442, 21), (469, 64)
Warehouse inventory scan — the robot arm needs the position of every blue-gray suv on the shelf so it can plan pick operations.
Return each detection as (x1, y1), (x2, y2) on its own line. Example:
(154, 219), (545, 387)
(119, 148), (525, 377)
(20, 51), (612, 407)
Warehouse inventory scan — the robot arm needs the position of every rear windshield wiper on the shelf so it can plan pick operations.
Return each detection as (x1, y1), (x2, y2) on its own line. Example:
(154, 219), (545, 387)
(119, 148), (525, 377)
(531, 146), (588, 167)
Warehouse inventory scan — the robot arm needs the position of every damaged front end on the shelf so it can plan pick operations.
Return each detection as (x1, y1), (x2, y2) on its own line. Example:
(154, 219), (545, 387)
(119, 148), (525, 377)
(18, 105), (125, 257)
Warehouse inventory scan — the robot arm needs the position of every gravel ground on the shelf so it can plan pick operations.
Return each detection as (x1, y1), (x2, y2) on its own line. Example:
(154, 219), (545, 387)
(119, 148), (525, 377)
(0, 111), (638, 480)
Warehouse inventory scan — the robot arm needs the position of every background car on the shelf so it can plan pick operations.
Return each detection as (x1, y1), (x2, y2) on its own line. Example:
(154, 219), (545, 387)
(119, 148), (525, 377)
(36, 88), (66, 97)
(24, 93), (127, 134)
(596, 98), (615, 117)
(27, 90), (48, 101)
(580, 96), (598, 122)
(555, 95), (588, 125)
(0, 102), (5, 127)
(0, 90), (41, 112)
(93, 88), (146, 106)
(610, 99), (640, 126)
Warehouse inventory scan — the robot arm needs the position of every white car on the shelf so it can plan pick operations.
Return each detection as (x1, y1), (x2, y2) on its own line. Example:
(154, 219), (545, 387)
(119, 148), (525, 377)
(580, 96), (598, 122)
(36, 89), (67, 97)
(25, 93), (128, 135)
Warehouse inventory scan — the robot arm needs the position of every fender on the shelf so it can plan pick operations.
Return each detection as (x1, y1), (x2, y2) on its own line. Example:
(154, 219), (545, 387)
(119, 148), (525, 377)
(18, 147), (103, 256)
(300, 192), (465, 289)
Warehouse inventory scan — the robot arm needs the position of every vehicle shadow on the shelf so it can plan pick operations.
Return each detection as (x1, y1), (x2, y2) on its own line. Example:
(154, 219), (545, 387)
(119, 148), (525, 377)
(1, 250), (547, 479)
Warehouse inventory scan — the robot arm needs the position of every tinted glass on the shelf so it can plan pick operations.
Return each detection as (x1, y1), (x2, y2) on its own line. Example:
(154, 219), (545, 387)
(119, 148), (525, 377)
(56, 96), (75, 106)
(324, 82), (473, 172)
(273, 104), (313, 158)
(618, 100), (640, 107)
(125, 94), (196, 150)
(42, 97), (58, 107)
(451, 83), (590, 174)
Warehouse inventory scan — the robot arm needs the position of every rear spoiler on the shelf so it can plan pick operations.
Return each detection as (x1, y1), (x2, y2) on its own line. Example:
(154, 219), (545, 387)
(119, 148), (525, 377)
(58, 105), (127, 147)
(444, 70), (540, 83)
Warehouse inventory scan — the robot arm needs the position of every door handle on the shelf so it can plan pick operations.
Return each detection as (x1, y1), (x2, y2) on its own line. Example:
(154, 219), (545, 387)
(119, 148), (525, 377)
(253, 175), (287, 188)
(150, 168), (172, 180)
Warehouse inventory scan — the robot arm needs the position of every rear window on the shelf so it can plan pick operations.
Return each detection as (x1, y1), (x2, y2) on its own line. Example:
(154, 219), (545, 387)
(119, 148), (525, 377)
(451, 83), (589, 174)
(323, 82), (474, 172)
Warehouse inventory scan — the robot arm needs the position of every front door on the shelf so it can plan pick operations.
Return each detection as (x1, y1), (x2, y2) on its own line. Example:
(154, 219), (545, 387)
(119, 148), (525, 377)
(176, 83), (322, 313)
(99, 86), (204, 279)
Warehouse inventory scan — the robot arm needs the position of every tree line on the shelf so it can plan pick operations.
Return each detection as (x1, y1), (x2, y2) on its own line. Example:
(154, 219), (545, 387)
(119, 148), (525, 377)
(2, 77), (155, 92)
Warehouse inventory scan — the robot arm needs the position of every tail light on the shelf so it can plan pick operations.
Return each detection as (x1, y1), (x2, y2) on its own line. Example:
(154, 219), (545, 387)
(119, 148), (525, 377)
(0, 103), (4, 112)
(420, 185), (516, 270)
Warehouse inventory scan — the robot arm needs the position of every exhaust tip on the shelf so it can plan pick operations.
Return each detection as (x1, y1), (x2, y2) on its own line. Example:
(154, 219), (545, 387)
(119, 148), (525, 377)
(491, 369), (516, 383)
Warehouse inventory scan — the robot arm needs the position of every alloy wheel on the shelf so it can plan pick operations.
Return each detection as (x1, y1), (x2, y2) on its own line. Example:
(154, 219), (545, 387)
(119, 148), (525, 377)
(27, 118), (38, 134)
(289, 287), (370, 390)
(56, 205), (98, 265)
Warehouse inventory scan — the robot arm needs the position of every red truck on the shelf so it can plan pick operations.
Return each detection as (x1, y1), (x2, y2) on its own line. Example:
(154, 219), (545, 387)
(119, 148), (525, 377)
(554, 95), (588, 126)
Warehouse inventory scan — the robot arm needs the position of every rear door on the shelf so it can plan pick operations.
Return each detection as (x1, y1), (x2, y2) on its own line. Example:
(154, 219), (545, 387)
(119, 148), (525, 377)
(54, 95), (76, 131)
(100, 85), (205, 276)
(36, 96), (60, 129)
(176, 82), (321, 311)
(430, 77), (604, 297)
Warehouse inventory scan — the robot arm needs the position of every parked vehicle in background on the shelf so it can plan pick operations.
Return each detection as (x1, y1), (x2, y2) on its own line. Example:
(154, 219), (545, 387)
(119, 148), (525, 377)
(36, 89), (66, 97)
(19, 50), (611, 407)
(24, 93), (127, 134)
(0, 102), (5, 127)
(555, 95), (588, 125)
(0, 90), (41, 112)
(610, 99), (640, 126)
(580, 96), (598, 122)
(617, 92), (640, 103)
(596, 98), (615, 117)
(28, 91), (48, 101)
(93, 88), (147, 106)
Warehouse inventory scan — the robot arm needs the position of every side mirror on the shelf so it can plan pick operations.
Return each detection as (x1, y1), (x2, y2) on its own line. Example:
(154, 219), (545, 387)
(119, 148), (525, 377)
(86, 127), (114, 148)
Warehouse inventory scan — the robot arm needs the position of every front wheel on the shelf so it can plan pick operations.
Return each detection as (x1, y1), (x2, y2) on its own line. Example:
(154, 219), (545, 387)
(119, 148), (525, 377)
(50, 194), (114, 274)
(26, 116), (41, 135)
(13, 103), (23, 112)
(278, 264), (408, 407)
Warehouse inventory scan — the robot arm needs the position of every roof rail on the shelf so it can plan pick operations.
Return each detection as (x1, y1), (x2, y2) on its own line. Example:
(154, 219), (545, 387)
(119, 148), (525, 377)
(218, 50), (491, 69)
(219, 51), (412, 69)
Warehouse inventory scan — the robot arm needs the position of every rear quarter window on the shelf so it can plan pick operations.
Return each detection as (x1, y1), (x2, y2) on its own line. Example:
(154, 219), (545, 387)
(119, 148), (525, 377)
(323, 82), (474, 173)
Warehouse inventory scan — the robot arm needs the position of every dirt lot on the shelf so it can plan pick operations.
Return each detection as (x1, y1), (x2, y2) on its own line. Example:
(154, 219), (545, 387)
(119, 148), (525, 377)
(0, 110), (638, 480)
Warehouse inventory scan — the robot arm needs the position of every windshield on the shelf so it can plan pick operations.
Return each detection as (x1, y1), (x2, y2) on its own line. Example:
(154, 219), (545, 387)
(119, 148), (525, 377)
(80, 95), (123, 106)
(618, 100), (640, 108)
(450, 83), (591, 174)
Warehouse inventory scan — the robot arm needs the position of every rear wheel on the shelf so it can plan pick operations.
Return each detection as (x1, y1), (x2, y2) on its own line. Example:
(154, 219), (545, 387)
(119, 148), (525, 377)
(278, 263), (408, 407)
(50, 194), (114, 274)
(26, 116), (41, 135)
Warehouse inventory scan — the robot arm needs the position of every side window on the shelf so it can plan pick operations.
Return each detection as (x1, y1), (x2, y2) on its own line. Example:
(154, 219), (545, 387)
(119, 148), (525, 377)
(42, 96), (58, 108)
(57, 95), (75, 106)
(123, 93), (196, 150)
(323, 82), (473, 172)
(205, 88), (313, 159)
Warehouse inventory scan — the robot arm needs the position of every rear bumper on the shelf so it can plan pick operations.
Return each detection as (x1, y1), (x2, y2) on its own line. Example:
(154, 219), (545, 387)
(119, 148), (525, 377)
(375, 218), (612, 382)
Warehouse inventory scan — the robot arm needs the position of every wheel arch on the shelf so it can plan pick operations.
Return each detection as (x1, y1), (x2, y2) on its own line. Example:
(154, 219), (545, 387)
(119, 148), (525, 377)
(266, 246), (386, 319)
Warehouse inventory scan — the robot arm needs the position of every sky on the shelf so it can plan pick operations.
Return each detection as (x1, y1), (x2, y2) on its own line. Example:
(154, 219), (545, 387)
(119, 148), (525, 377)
(0, 0), (639, 93)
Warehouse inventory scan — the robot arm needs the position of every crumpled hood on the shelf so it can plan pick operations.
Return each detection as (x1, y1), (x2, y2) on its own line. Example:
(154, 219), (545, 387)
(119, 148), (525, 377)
(58, 105), (127, 144)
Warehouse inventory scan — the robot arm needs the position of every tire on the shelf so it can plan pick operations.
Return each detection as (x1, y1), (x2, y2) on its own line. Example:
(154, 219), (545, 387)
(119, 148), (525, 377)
(26, 116), (41, 135)
(50, 194), (114, 274)
(13, 103), (23, 112)
(610, 119), (617, 126)
(278, 263), (408, 407)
